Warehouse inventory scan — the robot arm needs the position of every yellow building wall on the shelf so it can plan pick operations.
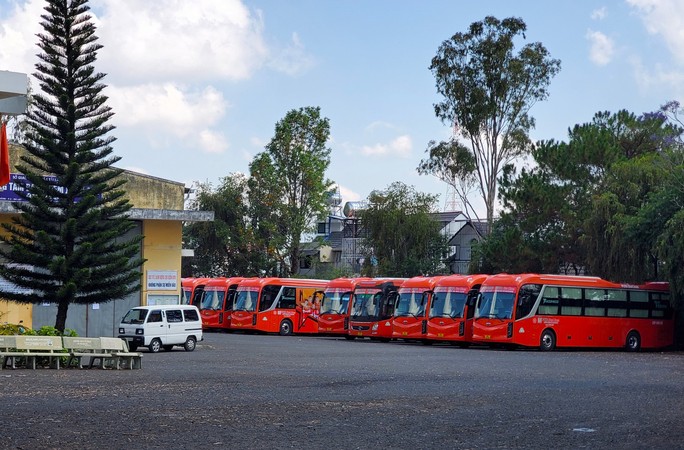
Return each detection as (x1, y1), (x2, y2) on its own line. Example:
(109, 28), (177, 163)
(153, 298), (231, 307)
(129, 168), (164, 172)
(141, 220), (183, 306)
(0, 214), (33, 327)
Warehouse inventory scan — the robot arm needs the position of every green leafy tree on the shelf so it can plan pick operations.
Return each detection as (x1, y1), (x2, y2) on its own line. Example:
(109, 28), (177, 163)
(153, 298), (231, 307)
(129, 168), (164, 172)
(419, 16), (561, 225)
(249, 107), (333, 276)
(0, 0), (143, 332)
(183, 174), (259, 277)
(477, 108), (680, 278)
(360, 182), (447, 277)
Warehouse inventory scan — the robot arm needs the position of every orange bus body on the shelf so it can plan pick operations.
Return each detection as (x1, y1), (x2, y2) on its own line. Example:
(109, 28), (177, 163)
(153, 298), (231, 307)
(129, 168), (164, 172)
(181, 277), (209, 306)
(392, 276), (446, 341)
(472, 273), (674, 351)
(318, 277), (371, 336)
(348, 278), (406, 340)
(199, 277), (245, 330)
(426, 274), (488, 344)
(230, 278), (328, 335)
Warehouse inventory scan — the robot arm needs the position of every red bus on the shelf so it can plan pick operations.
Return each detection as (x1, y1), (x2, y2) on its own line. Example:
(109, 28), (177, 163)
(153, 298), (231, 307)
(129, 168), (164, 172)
(392, 276), (446, 341)
(318, 277), (371, 337)
(348, 278), (406, 341)
(230, 278), (328, 335)
(181, 277), (209, 306)
(472, 273), (674, 351)
(426, 274), (488, 345)
(199, 277), (245, 330)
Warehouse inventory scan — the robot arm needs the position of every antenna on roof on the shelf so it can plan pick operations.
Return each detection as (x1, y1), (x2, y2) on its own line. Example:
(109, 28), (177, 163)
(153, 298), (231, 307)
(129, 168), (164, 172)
(443, 183), (458, 212)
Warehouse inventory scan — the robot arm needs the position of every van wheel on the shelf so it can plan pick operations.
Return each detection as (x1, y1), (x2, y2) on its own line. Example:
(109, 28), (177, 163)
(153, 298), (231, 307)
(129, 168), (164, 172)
(540, 329), (556, 352)
(184, 336), (197, 352)
(279, 319), (293, 336)
(626, 331), (641, 352)
(128, 344), (138, 351)
(148, 338), (162, 353)
(163, 345), (174, 351)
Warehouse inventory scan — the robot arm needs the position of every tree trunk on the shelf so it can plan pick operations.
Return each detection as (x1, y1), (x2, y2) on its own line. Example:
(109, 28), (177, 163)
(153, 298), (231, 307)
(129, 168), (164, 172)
(54, 300), (70, 333)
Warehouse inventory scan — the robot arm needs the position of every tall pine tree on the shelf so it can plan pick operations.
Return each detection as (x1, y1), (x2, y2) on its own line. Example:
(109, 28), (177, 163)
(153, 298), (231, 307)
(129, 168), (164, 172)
(0, 0), (143, 332)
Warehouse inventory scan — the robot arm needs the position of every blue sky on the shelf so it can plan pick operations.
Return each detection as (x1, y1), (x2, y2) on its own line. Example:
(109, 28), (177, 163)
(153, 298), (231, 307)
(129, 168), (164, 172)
(1, 0), (682, 216)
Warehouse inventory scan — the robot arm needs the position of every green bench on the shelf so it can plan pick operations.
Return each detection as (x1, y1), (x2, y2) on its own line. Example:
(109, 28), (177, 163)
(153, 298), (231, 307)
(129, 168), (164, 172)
(0, 335), (142, 370)
(62, 336), (143, 370)
(1, 335), (65, 369)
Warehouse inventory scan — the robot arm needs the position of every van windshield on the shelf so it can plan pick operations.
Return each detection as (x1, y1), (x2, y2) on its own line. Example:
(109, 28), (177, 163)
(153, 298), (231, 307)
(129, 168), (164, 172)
(121, 309), (148, 324)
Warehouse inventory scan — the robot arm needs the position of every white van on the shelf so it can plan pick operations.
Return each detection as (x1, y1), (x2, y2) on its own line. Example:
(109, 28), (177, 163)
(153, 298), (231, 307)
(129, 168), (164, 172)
(118, 305), (203, 353)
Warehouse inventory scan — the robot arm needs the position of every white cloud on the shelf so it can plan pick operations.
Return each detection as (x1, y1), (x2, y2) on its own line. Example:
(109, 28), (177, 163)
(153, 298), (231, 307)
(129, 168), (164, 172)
(337, 184), (362, 204)
(122, 166), (150, 175)
(628, 0), (684, 65)
(106, 83), (229, 153)
(361, 135), (412, 158)
(93, 0), (268, 84)
(630, 56), (684, 98)
(586, 30), (614, 66)
(267, 32), (316, 76)
(365, 121), (399, 132)
(0, 0), (45, 73)
(591, 7), (608, 20)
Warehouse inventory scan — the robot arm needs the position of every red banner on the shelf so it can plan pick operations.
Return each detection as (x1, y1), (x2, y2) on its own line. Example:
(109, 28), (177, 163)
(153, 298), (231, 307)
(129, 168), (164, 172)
(0, 122), (9, 186)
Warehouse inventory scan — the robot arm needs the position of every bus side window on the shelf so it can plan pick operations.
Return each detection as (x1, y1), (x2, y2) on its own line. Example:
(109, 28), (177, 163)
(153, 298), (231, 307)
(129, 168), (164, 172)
(516, 284), (541, 319)
(585, 289), (606, 317)
(537, 287), (559, 316)
(279, 287), (297, 309)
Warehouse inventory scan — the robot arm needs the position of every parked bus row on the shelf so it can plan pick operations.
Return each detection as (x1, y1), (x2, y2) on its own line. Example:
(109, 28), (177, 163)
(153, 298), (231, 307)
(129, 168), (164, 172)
(180, 273), (674, 352)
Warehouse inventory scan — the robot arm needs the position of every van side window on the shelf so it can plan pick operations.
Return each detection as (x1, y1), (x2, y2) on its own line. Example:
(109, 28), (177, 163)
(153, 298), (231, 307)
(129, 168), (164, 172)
(183, 308), (200, 322)
(148, 310), (163, 323)
(167, 310), (183, 323)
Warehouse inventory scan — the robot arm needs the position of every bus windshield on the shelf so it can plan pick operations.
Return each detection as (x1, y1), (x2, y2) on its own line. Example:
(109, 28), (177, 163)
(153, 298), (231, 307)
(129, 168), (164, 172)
(321, 290), (351, 315)
(476, 290), (515, 319)
(200, 289), (225, 311)
(351, 291), (380, 319)
(234, 289), (258, 312)
(181, 288), (192, 305)
(429, 291), (467, 319)
(395, 291), (426, 318)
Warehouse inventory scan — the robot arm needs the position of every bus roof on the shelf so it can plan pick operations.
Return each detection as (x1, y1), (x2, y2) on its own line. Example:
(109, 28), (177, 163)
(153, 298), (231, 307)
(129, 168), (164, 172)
(434, 273), (488, 288)
(355, 278), (407, 289)
(399, 275), (447, 290)
(480, 273), (669, 291)
(325, 277), (372, 290)
(236, 277), (329, 289)
(204, 277), (247, 288)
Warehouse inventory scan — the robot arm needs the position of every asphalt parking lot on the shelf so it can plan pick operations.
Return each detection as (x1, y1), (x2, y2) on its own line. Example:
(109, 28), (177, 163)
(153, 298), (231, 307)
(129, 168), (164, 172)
(1, 332), (683, 449)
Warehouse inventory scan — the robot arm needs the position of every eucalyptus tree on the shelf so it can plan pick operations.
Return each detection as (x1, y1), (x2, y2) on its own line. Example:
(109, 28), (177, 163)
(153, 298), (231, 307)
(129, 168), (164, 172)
(419, 16), (560, 226)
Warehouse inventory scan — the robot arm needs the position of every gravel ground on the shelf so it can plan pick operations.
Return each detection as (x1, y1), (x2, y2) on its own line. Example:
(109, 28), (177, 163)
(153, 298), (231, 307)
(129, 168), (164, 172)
(1, 332), (683, 449)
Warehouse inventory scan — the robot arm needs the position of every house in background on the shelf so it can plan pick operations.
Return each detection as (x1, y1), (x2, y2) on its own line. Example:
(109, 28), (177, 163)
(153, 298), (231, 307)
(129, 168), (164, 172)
(300, 190), (487, 276)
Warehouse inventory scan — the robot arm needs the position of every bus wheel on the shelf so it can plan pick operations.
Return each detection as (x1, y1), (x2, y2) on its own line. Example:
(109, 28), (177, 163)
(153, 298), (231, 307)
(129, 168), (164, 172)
(540, 329), (556, 352)
(626, 331), (641, 352)
(279, 319), (293, 336)
(344, 335), (356, 340)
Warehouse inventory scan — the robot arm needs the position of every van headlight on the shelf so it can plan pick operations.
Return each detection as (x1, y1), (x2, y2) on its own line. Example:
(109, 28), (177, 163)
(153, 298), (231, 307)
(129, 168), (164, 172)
(118, 328), (125, 334)
(136, 328), (144, 335)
